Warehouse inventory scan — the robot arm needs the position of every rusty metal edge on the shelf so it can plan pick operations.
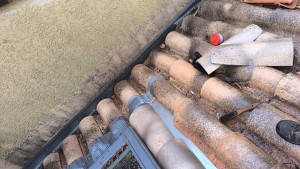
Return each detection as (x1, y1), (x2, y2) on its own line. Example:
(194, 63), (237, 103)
(23, 1), (201, 168)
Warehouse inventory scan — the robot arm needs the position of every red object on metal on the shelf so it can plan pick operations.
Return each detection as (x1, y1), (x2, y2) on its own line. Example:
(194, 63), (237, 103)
(210, 34), (224, 46)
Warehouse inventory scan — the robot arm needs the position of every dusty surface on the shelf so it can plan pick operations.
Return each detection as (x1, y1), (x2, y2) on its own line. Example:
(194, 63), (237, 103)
(78, 116), (102, 146)
(61, 135), (83, 165)
(96, 98), (122, 126)
(0, 0), (168, 160)
(147, 42), (300, 167)
(42, 153), (62, 169)
(0, 160), (21, 169)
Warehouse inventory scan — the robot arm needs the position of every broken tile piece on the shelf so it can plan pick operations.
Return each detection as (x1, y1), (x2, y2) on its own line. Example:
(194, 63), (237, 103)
(211, 38), (294, 66)
(222, 24), (263, 45)
(197, 24), (263, 74)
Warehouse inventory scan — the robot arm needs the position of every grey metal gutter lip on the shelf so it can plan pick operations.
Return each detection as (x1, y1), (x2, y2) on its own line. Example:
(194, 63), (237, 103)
(23, 0), (201, 168)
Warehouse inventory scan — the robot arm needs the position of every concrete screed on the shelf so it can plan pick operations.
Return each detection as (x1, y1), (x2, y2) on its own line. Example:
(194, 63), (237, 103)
(0, 0), (168, 160)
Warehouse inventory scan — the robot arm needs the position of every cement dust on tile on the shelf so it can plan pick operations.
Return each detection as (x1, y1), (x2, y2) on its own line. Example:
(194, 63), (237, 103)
(0, 0), (167, 159)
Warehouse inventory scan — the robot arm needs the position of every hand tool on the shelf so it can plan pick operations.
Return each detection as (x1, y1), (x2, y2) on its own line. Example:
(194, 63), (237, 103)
(220, 102), (261, 122)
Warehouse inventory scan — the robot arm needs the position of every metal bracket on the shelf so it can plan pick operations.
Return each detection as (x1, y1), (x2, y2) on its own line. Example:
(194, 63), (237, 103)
(128, 76), (164, 115)
(225, 60), (254, 82)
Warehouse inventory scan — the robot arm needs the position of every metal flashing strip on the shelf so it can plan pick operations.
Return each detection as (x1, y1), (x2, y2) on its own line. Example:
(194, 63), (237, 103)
(147, 75), (164, 93)
(128, 75), (216, 168)
(128, 76), (164, 114)
(23, 1), (201, 168)
(151, 101), (217, 169)
(128, 95), (149, 115)
(225, 60), (254, 82)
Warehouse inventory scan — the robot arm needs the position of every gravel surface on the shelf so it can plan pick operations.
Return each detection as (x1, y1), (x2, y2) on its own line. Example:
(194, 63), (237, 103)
(0, 0), (167, 160)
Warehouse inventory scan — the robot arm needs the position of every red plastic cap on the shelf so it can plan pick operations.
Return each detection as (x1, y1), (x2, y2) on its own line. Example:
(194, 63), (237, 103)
(210, 34), (224, 46)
